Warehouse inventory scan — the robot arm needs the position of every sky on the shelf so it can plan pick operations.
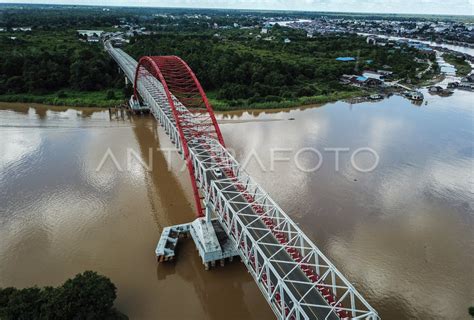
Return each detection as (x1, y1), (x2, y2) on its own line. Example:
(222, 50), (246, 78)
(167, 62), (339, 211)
(1, 0), (474, 16)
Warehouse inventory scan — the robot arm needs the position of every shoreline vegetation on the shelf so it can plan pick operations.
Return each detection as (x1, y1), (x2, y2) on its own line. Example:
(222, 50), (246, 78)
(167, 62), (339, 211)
(0, 88), (365, 111)
(209, 90), (365, 111)
(0, 89), (124, 108)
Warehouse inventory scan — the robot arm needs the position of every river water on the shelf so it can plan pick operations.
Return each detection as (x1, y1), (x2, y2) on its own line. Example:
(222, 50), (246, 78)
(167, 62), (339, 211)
(0, 88), (473, 320)
(359, 33), (474, 57)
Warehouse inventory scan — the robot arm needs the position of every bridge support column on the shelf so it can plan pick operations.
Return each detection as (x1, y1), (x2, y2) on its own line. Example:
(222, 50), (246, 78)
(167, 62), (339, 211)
(205, 202), (212, 223)
(125, 76), (129, 86)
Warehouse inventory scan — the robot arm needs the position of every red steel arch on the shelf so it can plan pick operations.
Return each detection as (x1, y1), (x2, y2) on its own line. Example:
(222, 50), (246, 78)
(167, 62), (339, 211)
(134, 55), (225, 217)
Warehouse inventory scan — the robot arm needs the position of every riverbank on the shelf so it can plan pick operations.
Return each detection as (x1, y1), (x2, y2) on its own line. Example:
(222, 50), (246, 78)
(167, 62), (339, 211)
(0, 89), (125, 108)
(0, 89), (366, 111)
(210, 90), (366, 111)
(443, 54), (472, 77)
(420, 73), (446, 87)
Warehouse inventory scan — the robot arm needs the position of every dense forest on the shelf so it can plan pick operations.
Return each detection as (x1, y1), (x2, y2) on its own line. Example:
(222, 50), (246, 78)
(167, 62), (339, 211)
(0, 29), (123, 106)
(0, 271), (127, 319)
(0, 5), (435, 109)
(126, 26), (428, 107)
(2, 4), (470, 25)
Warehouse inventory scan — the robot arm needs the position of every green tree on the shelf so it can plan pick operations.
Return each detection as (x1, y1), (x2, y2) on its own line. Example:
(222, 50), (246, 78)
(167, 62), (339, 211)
(46, 271), (117, 319)
(0, 271), (125, 320)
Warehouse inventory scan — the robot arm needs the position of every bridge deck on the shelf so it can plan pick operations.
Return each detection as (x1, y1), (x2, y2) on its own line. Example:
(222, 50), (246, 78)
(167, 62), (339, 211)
(105, 40), (379, 320)
(190, 142), (339, 320)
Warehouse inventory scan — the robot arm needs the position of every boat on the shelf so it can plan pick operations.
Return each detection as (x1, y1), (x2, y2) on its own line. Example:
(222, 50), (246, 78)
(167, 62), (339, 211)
(406, 91), (424, 101)
(369, 93), (383, 100)
(428, 86), (453, 96)
(447, 82), (459, 89)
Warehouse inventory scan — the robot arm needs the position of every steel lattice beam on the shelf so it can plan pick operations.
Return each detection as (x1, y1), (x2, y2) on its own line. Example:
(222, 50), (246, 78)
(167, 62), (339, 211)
(105, 41), (380, 320)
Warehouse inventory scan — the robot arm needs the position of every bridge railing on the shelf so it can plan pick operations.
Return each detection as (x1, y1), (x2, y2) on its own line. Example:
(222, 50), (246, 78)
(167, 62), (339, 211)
(189, 138), (379, 320)
(107, 43), (379, 320)
(105, 42), (137, 80)
(137, 75), (183, 155)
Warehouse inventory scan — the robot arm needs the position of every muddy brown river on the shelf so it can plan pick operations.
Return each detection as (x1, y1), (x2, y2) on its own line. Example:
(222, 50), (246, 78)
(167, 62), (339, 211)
(0, 89), (473, 320)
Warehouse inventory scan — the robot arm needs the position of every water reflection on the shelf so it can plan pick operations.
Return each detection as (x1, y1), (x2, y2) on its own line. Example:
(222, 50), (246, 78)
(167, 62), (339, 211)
(218, 91), (473, 320)
(1, 91), (473, 320)
(0, 103), (271, 320)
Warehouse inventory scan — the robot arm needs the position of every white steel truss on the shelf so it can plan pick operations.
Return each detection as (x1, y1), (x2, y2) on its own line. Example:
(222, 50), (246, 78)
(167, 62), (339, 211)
(106, 41), (380, 320)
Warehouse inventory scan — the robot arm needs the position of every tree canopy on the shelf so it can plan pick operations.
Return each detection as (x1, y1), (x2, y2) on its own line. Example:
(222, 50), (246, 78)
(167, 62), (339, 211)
(0, 271), (127, 320)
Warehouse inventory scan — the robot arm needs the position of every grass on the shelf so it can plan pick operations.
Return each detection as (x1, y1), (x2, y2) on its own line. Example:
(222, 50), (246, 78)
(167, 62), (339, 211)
(0, 89), (125, 108)
(1, 88), (364, 111)
(443, 54), (472, 77)
(209, 90), (366, 111)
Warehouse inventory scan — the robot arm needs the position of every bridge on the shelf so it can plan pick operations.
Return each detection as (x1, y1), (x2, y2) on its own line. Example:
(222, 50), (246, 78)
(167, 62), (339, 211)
(105, 41), (379, 320)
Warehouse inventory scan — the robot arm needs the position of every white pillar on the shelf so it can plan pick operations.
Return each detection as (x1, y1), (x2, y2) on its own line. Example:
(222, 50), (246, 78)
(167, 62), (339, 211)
(205, 202), (212, 223)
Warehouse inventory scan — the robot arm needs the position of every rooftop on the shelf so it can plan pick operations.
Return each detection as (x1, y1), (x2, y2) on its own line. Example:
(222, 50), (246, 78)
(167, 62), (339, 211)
(336, 57), (356, 62)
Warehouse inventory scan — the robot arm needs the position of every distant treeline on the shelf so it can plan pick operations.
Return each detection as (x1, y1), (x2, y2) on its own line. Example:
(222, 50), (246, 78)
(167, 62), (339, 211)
(0, 5), (259, 30)
(0, 4), (471, 27)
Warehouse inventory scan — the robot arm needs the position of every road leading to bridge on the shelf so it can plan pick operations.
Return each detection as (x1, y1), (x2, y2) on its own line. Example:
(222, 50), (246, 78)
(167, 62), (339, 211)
(105, 40), (379, 320)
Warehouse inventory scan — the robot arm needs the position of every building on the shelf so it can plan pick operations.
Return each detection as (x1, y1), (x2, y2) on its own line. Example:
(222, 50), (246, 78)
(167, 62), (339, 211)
(77, 30), (104, 38)
(366, 36), (377, 45)
(110, 37), (129, 47)
(428, 86), (453, 96)
(459, 82), (474, 90)
(364, 78), (384, 87)
(87, 36), (100, 43)
(284, 38), (291, 44)
(406, 91), (424, 101)
(336, 57), (356, 62)
(12, 27), (32, 32)
(363, 71), (383, 80)
(429, 86), (443, 93)
(341, 75), (383, 88)
(355, 76), (368, 84)
(339, 74), (353, 85)
(461, 74), (474, 83)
